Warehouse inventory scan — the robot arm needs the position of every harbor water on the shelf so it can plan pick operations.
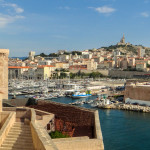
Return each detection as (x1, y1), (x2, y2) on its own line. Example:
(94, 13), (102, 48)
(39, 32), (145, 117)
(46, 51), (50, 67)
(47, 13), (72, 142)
(9, 95), (150, 150)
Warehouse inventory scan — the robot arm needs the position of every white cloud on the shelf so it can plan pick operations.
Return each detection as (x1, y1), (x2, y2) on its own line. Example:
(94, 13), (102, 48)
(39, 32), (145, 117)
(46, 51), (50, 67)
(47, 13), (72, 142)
(0, 1), (24, 27)
(95, 6), (116, 14)
(89, 6), (116, 14)
(0, 14), (24, 28)
(141, 12), (149, 18)
(2, 3), (24, 13)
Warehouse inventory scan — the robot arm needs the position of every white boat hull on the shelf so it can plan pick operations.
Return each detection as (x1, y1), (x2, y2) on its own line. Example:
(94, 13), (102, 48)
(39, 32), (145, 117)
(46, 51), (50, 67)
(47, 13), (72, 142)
(72, 94), (92, 99)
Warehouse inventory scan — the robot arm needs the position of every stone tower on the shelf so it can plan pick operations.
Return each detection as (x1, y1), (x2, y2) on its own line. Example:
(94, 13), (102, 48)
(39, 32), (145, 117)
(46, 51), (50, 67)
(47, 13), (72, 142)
(0, 49), (9, 99)
(29, 51), (35, 61)
(120, 34), (125, 44)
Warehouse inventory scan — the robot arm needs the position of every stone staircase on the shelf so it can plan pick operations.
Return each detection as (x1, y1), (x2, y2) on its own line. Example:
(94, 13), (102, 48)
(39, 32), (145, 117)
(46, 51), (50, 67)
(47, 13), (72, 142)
(0, 122), (34, 150)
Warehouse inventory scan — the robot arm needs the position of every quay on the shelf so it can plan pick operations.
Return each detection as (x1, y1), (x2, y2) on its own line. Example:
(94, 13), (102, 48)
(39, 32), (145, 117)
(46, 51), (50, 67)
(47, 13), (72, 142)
(98, 103), (150, 113)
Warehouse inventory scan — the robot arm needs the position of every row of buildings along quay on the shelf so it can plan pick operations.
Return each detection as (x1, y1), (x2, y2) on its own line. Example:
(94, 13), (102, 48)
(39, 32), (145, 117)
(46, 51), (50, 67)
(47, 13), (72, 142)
(8, 35), (150, 80)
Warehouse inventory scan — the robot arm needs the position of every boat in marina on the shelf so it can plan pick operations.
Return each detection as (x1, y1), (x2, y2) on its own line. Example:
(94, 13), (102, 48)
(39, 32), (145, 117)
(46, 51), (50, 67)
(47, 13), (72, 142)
(72, 91), (92, 99)
(9, 91), (23, 96)
(69, 99), (86, 105)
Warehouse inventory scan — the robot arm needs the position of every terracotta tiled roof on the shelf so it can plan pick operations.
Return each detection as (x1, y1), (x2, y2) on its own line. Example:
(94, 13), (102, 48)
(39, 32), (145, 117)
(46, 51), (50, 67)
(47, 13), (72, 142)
(92, 56), (98, 59)
(136, 62), (145, 64)
(8, 66), (31, 69)
(37, 65), (55, 68)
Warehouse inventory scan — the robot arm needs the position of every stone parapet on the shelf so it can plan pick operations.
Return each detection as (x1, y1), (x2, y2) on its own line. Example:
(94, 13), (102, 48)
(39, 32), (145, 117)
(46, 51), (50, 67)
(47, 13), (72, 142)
(94, 110), (104, 149)
(30, 120), (58, 150)
(0, 112), (16, 146)
(30, 108), (58, 150)
(53, 138), (104, 150)
(0, 112), (9, 129)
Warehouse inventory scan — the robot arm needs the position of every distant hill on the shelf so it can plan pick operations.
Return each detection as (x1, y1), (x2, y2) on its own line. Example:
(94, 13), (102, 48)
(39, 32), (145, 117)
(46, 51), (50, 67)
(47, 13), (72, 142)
(101, 44), (150, 56)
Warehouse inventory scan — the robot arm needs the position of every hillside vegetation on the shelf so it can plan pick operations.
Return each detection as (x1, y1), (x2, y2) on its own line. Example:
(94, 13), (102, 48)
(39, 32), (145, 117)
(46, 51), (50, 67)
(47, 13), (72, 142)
(101, 44), (150, 56)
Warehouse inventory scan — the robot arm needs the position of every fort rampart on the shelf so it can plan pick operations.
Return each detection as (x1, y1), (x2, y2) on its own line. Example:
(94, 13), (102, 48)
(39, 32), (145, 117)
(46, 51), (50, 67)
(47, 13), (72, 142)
(124, 85), (150, 101)
(30, 100), (96, 138)
(0, 49), (9, 99)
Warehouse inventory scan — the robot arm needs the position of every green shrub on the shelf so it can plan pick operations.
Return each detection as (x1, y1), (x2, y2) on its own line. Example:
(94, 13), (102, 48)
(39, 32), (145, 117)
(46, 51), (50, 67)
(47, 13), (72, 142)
(49, 131), (70, 139)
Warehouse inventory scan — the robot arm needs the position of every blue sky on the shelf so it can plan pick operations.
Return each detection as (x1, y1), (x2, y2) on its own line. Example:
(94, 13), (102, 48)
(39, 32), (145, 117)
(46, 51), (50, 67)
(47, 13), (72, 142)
(0, 0), (150, 57)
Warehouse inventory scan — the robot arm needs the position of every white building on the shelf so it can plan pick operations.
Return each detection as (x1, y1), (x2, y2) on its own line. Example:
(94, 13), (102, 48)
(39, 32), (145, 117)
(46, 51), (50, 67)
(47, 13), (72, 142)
(59, 54), (70, 62)
(38, 60), (52, 66)
(29, 51), (35, 61)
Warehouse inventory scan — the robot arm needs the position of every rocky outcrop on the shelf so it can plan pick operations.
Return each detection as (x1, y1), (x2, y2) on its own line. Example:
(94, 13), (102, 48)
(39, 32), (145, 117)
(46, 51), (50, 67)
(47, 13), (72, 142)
(98, 103), (150, 113)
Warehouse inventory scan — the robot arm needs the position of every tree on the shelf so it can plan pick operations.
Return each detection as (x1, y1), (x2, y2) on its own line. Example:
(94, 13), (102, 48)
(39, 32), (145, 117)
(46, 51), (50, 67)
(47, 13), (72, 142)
(89, 72), (103, 79)
(60, 72), (67, 79)
(26, 97), (37, 106)
(77, 70), (81, 76)
(80, 72), (85, 78)
(63, 52), (70, 55)
(60, 68), (69, 72)
(70, 73), (75, 79)
(147, 64), (150, 68)
(40, 53), (47, 57)
(71, 51), (82, 55)
(49, 53), (58, 57)
(55, 69), (59, 72)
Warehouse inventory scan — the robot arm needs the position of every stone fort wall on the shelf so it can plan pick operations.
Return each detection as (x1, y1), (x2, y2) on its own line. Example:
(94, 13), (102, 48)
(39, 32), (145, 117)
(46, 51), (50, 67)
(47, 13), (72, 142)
(30, 101), (104, 149)
(69, 69), (109, 76)
(30, 100), (96, 138)
(125, 85), (150, 101)
(0, 49), (9, 99)
(109, 70), (146, 78)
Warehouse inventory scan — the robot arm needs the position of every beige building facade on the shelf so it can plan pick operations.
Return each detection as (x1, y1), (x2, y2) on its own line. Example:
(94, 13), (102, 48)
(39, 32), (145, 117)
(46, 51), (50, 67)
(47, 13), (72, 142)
(36, 65), (55, 79)
(136, 62), (146, 71)
(8, 66), (31, 79)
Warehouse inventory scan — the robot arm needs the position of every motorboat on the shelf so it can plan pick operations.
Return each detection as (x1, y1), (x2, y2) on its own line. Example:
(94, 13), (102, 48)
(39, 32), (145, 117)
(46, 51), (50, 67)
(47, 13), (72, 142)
(72, 91), (91, 99)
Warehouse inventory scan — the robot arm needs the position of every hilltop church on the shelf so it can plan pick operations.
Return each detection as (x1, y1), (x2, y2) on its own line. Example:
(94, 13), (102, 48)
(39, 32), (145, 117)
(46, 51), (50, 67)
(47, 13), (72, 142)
(117, 34), (131, 46)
